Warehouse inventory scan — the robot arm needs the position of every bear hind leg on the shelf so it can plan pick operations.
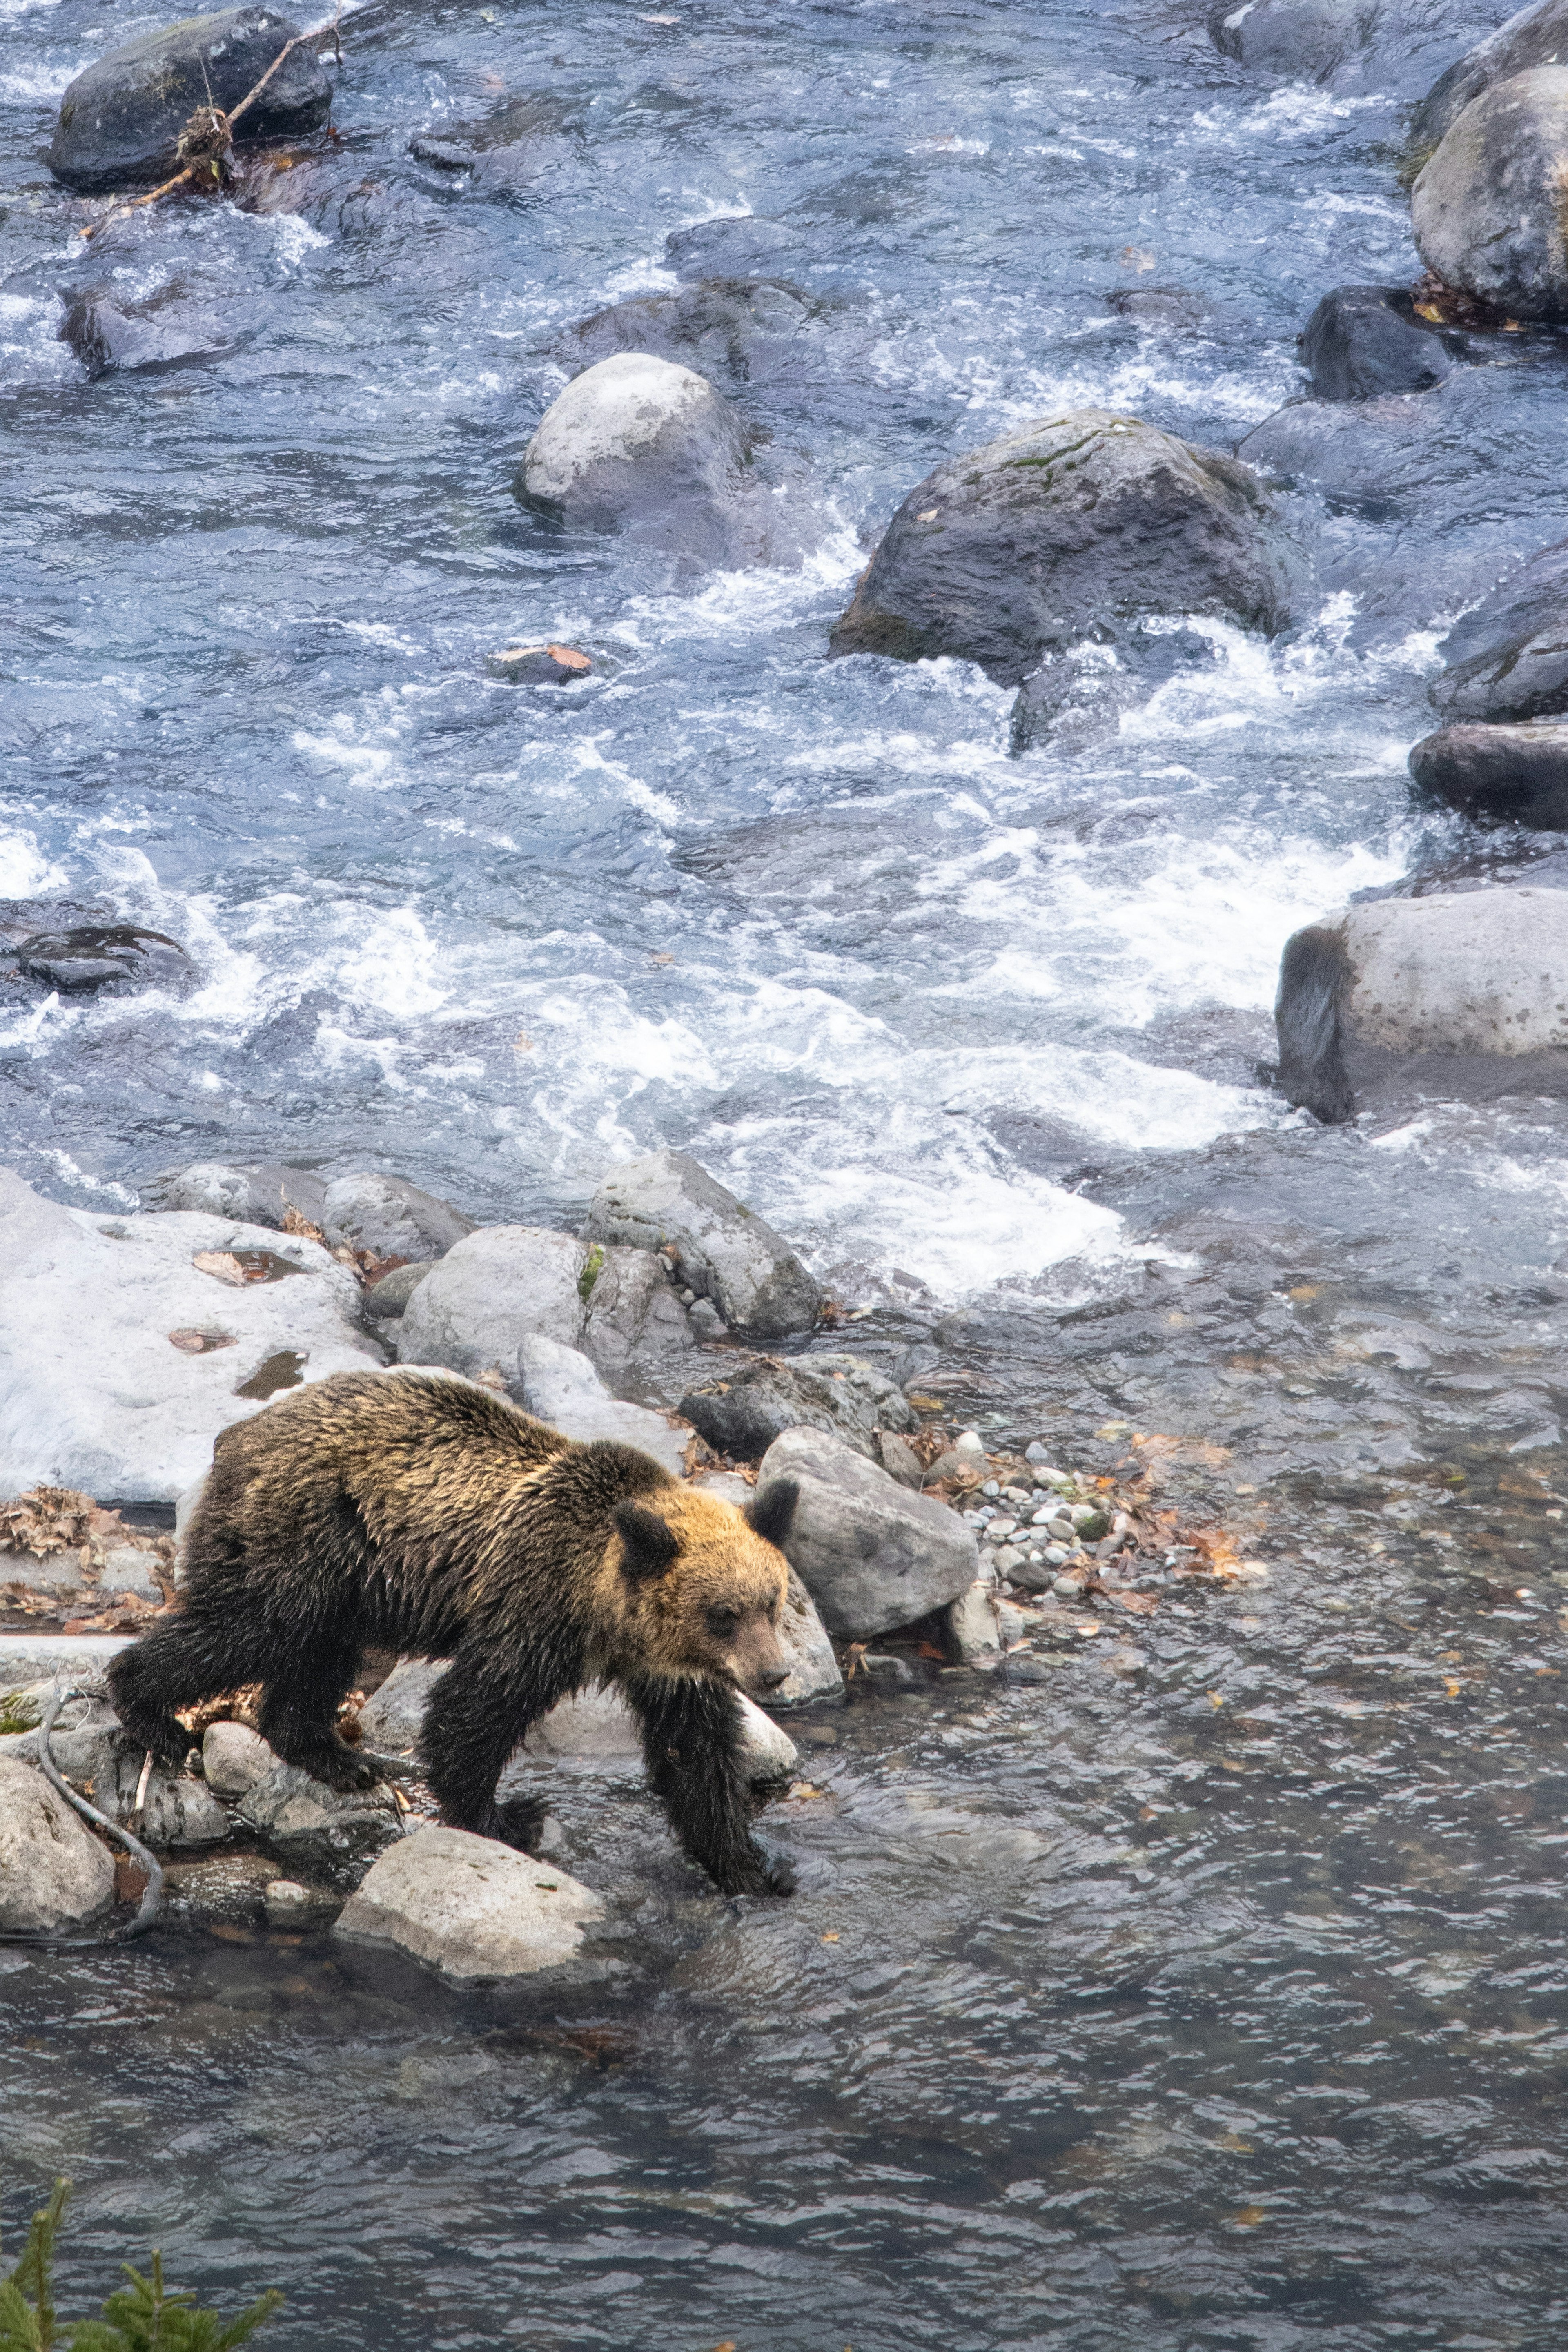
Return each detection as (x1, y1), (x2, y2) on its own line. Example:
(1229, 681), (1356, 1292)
(256, 1619), (375, 1791)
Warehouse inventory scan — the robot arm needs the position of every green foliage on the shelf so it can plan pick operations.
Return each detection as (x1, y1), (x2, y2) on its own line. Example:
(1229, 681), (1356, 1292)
(0, 1696), (42, 1738)
(0, 2183), (281, 2352)
(576, 1243), (605, 1304)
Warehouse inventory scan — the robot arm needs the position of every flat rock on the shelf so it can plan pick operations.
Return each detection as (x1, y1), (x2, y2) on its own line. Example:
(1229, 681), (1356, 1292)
(1409, 720), (1568, 825)
(0, 1170), (380, 1501)
(1299, 285), (1455, 400)
(1276, 885), (1568, 1120)
(754, 1428), (979, 1639)
(0, 1754), (115, 1932)
(11, 924), (190, 995)
(1413, 68), (1568, 323)
(1410, 0), (1568, 154)
(679, 1352), (915, 1462)
(396, 1224), (585, 1384)
(142, 1160), (328, 1228)
(1429, 538), (1568, 723)
(49, 6), (332, 194)
(321, 1172), (474, 1265)
(585, 1150), (822, 1339)
(334, 1826), (604, 1982)
(517, 1334), (690, 1475)
(579, 1244), (700, 1405)
(829, 407), (1294, 687)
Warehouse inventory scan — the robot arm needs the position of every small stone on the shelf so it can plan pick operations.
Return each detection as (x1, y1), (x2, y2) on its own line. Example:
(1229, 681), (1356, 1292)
(994, 1600), (1029, 1646)
(263, 1878), (338, 1927)
(202, 1719), (278, 1800)
(1024, 1441), (1049, 1463)
(1043, 1546), (1069, 1568)
(1053, 1574), (1086, 1597)
(955, 1430), (985, 1455)
(686, 1297), (727, 1341)
(0, 1755), (116, 1930)
(980, 1479), (1000, 1498)
(487, 643), (593, 686)
(364, 1263), (432, 1320)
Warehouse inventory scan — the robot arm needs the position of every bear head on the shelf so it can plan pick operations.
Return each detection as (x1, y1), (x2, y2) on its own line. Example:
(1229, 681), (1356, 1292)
(607, 1479), (799, 1695)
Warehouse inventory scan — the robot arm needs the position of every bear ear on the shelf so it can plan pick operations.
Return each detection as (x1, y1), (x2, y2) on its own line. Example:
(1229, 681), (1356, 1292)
(615, 1501), (680, 1582)
(746, 1477), (798, 1549)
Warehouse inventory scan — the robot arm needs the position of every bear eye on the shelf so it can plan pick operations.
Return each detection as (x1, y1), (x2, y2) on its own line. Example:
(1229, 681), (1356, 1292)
(706, 1605), (741, 1638)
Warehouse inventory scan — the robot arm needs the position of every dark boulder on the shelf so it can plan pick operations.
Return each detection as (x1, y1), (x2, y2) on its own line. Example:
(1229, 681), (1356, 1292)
(48, 7), (332, 196)
(1412, 67), (1568, 323)
(1105, 284), (1226, 334)
(11, 925), (190, 994)
(58, 283), (233, 379)
(486, 643), (592, 685)
(1409, 0), (1568, 155)
(1299, 285), (1455, 399)
(1208, 0), (1379, 83)
(1410, 721), (1568, 824)
(680, 1353), (918, 1463)
(552, 277), (834, 400)
(829, 409), (1293, 688)
(1429, 539), (1568, 722)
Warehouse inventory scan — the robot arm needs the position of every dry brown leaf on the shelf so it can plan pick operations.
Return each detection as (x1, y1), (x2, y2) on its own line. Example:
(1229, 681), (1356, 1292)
(1114, 1591), (1159, 1615)
(168, 1327), (236, 1354)
(192, 1250), (253, 1286)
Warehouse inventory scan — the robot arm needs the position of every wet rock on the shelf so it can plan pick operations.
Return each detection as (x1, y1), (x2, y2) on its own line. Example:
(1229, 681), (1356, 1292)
(679, 1352), (915, 1463)
(829, 408), (1294, 687)
(1276, 886), (1568, 1122)
(321, 1172), (474, 1265)
(517, 1335), (690, 1476)
(10, 924), (190, 995)
(553, 276), (834, 399)
(1208, 0), (1378, 82)
(519, 352), (750, 553)
(363, 1262), (431, 1319)
(579, 1245), (698, 1405)
(773, 1570), (844, 1706)
(1410, 0), (1568, 155)
(875, 1430), (925, 1488)
(1299, 285), (1455, 399)
(48, 6), (333, 195)
(585, 1150), (822, 1339)
(1409, 720), (1568, 826)
(263, 1876), (339, 1927)
(142, 1160), (328, 1229)
(396, 1225), (585, 1380)
(486, 643), (592, 685)
(754, 1428), (978, 1638)
(1009, 623), (1221, 753)
(0, 1755), (115, 1932)
(357, 1656), (447, 1755)
(1412, 69), (1568, 323)
(664, 215), (811, 280)
(58, 284), (233, 379)
(735, 1693), (798, 1784)
(334, 1826), (604, 1982)
(236, 1759), (400, 1867)
(1105, 284), (1227, 334)
(127, 1766), (231, 1849)
(1428, 539), (1568, 723)
(947, 1581), (1002, 1662)
(0, 1170), (379, 1501)
(202, 1719), (277, 1800)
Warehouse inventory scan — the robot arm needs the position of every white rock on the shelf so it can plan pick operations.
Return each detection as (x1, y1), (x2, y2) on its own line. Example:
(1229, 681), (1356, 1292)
(100, 1544), (163, 1604)
(523, 353), (746, 531)
(334, 1825), (604, 1980)
(755, 1427), (980, 1638)
(525, 1684), (643, 1760)
(357, 1657), (448, 1755)
(0, 1170), (379, 1502)
(396, 1224), (585, 1384)
(0, 1753), (116, 1932)
(202, 1719), (277, 1799)
(947, 1582), (1002, 1663)
(774, 1568), (844, 1706)
(518, 1334), (690, 1475)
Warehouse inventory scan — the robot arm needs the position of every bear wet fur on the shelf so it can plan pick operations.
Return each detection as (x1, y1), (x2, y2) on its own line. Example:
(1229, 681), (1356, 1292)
(107, 1369), (800, 1897)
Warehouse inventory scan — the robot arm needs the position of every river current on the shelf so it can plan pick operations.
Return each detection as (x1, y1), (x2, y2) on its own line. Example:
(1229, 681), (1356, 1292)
(6, 0), (1568, 2343)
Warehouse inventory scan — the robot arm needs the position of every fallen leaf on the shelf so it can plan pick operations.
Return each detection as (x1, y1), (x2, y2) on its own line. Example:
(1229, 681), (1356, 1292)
(821, 1932), (840, 1944)
(916, 508), (939, 521)
(545, 643), (592, 671)
(914, 1639), (946, 1661)
(1209, 1691), (1224, 1710)
(167, 1327), (236, 1354)
(191, 1250), (252, 1286)
(1232, 2207), (1266, 2228)
(1445, 1677), (1462, 1697)
(1114, 1591), (1158, 1615)
(787, 1782), (827, 1801)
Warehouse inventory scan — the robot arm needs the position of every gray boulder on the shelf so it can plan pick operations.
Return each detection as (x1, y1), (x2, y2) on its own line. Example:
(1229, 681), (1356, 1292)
(584, 1151), (822, 1339)
(48, 7), (332, 195)
(0, 1755), (115, 1932)
(579, 1244), (699, 1403)
(357, 1657), (448, 1754)
(774, 1569), (844, 1705)
(517, 1336), (690, 1476)
(519, 353), (750, 558)
(363, 1263), (432, 1319)
(1208, 0), (1378, 82)
(754, 1428), (978, 1638)
(59, 285), (232, 380)
(334, 1826), (604, 1982)
(321, 1173), (474, 1265)
(10, 924), (190, 995)
(947, 1582), (1003, 1664)
(1276, 886), (1568, 1121)
(142, 1160), (327, 1229)
(0, 1171), (379, 1502)
(396, 1225), (585, 1382)
(1299, 285), (1455, 400)
(678, 1352), (915, 1462)
(1409, 0), (1568, 154)
(1412, 69), (1568, 323)
(1429, 540), (1568, 723)
(1409, 720), (1568, 825)
(828, 408), (1294, 687)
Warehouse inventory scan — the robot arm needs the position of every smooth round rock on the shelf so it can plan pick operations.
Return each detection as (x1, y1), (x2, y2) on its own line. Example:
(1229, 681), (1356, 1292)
(1412, 68), (1568, 324)
(1409, 0), (1568, 156)
(1409, 722), (1568, 826)
(1299, 285), (1454, 400)
(519, 353), (747, 535)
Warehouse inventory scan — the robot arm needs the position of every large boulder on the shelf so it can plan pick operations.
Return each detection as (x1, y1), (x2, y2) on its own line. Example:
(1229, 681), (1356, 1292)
(1208, 0), (1379, 83)
(396, 1225), (584, 1383)
(0, 1755), (115, 1933)
(584, 1151), (822, 1339)
(1298, 285), (1456, 400)
(1428, 540), (1568, 722)
(48, 7), (333, 195)
(517, 1336), (690, 1475)
(321, 1173), (474, 1265)
(754, 1428), (978, 1638)
(1276, 887), (1568, 1121)
(1409, 720), (1568, 825)
(334, 1826), (604, 1982)
(9, 925), (190, 995)
(579, 1245), (699, 1404)
(59, 284), (233, 381)
(519, 353), (750, 558)
(0, 1171), (379, 1502)
(678, 1352), (916, 1463)
(143, 1160), (327, 1229)
(1409, 0), (1568, 154)
(1412, 69), (1568, 323)
(828, 409), (1294, 687)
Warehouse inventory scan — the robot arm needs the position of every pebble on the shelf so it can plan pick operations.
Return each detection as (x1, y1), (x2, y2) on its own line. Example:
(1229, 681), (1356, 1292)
(1053, 1573), (1085, 1597)
(987, 1517), (1019, 1539)
(264, 1878), (338, 1927)
(980, 1479), (1000, 1498)
(994, 1546), (1027, 1575)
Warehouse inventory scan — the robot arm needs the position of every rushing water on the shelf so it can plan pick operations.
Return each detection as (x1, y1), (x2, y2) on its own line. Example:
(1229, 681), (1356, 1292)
(7, 0), (1568, 2341)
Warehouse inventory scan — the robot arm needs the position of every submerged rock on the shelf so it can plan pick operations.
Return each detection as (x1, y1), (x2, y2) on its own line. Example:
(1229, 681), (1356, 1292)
(48, 7), (332, 195)
(334, 1826), (604, 1981)
(1409, 720), (1568, 825)
(664, 215), (811, 280)
(11, 924), (190, 995)
(1009, 623), (1221, 754)
(553, 276), (835, 399)
(58, 284), (232, 379)
(1409, 0), (1568, 155)
(1275, 886), (1568, 1121)
(0, 1755), (115, 1933)
(1412, 69), (1568, 323)
(519, 353), (750, 551)
(755, 1427), (978, 1638)
(1428, 538), (1568, 721)
(585, 1151), (822, 1339)
(321, 1172), (474, 1265)
(678, 1352), (916, 1462)
(829, 408), (1293, 687)
(1299, 285), (1455, 399)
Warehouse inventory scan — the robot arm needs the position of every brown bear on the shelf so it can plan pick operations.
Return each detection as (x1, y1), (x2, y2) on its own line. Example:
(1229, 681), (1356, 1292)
(107, 1368), (801, 1897)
